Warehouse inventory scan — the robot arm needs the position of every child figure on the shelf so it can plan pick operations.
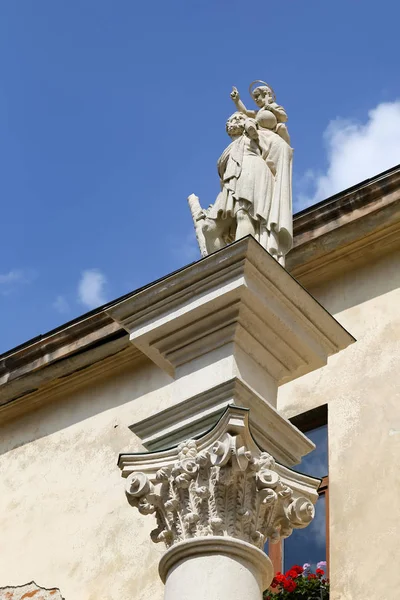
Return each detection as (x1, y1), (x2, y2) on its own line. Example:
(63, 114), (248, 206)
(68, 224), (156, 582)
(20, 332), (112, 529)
(230, 81), (291, 145)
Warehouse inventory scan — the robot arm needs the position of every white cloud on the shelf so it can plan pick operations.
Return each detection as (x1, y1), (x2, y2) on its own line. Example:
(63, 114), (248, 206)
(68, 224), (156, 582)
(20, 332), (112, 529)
(78, 269), (107, 309)
(0, 269), (35, 295)
(0, 270), (24, 284)
(53, 295), (70, 314)
(297, 100), (400, 210)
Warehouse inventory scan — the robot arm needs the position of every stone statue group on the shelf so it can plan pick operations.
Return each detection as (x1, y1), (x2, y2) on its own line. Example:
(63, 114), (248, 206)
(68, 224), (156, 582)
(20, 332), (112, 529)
(188, 81), (293, 266)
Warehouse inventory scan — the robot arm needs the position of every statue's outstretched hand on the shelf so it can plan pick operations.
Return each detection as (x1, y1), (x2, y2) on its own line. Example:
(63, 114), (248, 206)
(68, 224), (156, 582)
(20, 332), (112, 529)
(230, 86), (240, 102)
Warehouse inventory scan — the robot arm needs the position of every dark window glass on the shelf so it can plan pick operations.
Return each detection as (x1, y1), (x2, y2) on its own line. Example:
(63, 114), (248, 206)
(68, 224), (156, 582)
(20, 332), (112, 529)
(264, 423), (328, 571)
(283, 493), (326, 571)
(293, 424), (328, 479)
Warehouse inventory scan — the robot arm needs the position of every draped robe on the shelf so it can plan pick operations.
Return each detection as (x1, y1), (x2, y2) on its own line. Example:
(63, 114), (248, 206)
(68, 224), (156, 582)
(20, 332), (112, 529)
(207, 126), (293, 258)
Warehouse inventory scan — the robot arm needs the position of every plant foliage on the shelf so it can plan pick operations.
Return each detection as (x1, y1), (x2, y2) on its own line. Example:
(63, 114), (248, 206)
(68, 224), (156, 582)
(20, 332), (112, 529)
(263, 562), (329, 599)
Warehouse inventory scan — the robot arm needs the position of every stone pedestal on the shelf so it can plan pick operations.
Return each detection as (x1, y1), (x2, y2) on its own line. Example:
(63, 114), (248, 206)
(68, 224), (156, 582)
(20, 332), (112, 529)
(112, 238), (355, 598)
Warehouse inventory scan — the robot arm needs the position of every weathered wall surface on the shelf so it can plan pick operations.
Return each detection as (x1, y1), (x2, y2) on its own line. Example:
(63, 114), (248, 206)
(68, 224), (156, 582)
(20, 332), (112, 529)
(0, 582), (64, 600)
(0, 324), (278, 600)
(278, 248), (400, 599)
(0, 358), (174, 600)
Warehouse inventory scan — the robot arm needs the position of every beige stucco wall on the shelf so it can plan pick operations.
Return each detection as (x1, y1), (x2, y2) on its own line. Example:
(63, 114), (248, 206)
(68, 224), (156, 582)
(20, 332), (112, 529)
(1, 247), (399, 600)
(0, 358), (174, 600)
(278, 248), (400, 599)
(0, 337), (282, 600)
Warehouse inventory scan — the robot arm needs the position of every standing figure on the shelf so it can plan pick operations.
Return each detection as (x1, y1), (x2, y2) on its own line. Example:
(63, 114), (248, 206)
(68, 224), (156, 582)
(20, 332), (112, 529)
(188, 81), (293, 266)
(201, 112), (274, 254)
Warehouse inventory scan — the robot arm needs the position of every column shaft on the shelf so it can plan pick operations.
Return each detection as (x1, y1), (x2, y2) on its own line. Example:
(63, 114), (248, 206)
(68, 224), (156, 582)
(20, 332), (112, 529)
(160, 538), (272, 600)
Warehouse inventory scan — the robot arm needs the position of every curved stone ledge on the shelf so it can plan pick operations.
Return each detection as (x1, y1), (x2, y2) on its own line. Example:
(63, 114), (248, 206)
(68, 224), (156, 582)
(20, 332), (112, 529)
(159, 536), (273, 590)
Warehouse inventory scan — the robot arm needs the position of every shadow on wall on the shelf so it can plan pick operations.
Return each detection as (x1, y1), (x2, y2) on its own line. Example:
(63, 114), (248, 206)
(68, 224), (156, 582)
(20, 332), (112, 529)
(0, 355), (173, 457)
(307, 248), (400, 316)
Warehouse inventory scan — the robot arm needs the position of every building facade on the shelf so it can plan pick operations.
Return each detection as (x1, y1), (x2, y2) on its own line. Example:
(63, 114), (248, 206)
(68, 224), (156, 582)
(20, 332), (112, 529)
(1, 165), (399, 600)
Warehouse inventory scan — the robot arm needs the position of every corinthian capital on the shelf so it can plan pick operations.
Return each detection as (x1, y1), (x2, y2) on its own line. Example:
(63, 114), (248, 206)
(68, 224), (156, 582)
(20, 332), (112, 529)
(119, 406), (319, 551)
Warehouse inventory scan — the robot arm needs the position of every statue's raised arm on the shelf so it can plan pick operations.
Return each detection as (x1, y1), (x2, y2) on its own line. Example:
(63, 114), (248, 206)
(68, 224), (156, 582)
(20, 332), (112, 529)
(230, 86), (257, 118)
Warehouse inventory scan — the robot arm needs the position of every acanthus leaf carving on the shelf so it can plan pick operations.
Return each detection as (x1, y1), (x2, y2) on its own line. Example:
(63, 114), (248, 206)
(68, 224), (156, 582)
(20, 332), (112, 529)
(124, 424), (317, 551)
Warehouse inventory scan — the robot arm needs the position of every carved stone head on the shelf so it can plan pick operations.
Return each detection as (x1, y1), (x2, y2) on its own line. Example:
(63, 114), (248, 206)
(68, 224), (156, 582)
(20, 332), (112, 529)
(252, 86), (273, 108)
(226, 112), (246, 137)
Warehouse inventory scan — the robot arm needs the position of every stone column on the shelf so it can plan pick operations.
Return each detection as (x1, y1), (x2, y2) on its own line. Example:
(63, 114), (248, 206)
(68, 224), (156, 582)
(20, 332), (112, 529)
(119, 407), (319, 600)
(112, 239), (354, 598)
(160, 538), (270, 600)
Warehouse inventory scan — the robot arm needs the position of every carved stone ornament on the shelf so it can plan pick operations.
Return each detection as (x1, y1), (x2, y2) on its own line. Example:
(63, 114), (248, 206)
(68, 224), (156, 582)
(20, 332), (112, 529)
(119, 406), (319, 552)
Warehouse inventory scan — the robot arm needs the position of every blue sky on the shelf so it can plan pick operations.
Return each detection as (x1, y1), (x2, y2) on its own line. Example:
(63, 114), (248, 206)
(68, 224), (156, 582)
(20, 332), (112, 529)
(1, 1), (400, 353)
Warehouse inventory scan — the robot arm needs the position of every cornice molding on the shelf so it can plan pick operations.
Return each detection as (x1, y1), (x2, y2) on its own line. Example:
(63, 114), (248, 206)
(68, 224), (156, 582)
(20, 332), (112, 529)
(289, 168), (400, 287)
(129, 377), (314, 466)
(0, 345), (145, 425)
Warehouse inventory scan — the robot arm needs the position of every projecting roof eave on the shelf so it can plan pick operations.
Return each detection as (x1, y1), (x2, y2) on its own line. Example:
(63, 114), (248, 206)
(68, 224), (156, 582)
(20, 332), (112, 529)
(0, 164), (399, 418)
(288, 163), (400, 286)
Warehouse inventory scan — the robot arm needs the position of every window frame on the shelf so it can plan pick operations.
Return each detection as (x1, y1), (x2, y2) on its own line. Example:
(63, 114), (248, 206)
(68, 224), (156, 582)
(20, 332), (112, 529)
(268, 405), (329, 575)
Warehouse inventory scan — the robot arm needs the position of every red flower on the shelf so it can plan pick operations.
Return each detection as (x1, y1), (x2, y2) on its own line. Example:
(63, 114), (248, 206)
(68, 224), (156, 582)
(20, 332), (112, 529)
(283, 579), (297, 592)
(285, 569), (299, 579)
(275, 573), (286, 585)
(292, 565), (304, 575)
(308, 573), (317, 580)
(316, 568), (325, 577)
